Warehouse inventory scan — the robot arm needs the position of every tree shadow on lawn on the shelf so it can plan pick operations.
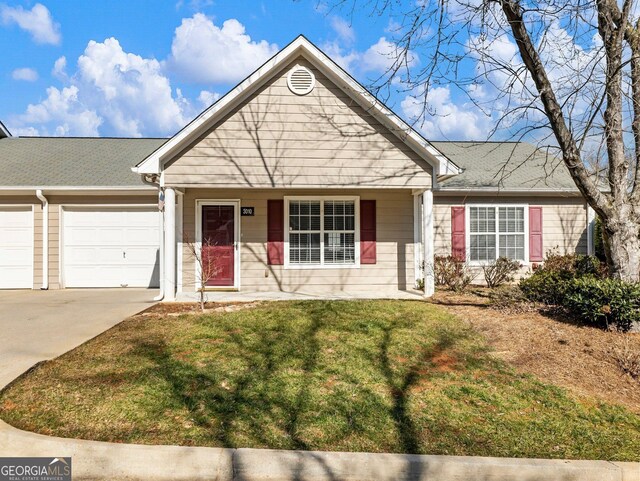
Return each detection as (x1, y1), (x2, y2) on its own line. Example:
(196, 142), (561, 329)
(127, 301), (468, 457)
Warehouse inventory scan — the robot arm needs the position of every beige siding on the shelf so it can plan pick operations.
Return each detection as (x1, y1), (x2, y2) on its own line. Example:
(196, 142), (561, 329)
(165, 57), (432, 189)
(180, 188), (417, 294)
(433, 195), (588, 279)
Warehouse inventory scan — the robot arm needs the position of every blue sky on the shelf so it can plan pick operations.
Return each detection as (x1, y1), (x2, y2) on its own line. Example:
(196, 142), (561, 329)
(0, 0), (495, 139)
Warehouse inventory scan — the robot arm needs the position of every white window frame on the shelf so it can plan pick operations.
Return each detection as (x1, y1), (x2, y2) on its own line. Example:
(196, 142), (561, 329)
(284, 196), (360, 269)
(465, 203), (529, 265)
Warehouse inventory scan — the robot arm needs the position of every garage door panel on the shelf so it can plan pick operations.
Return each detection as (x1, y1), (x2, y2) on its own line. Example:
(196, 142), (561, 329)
(0, 207), (33, 289)
(0, 228), (32, 245)
(63, 208), (159, 288)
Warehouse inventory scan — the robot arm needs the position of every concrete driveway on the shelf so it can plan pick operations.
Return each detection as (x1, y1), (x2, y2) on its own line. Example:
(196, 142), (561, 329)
(0, 288), (156, 388)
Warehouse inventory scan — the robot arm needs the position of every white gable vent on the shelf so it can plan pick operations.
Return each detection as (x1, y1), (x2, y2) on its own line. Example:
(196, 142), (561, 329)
(287, 65), (315, 95)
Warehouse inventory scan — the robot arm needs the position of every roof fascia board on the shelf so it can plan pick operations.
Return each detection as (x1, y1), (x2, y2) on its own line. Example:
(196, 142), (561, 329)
(435, 188), (581, 195)
(133, 36), (460, 177)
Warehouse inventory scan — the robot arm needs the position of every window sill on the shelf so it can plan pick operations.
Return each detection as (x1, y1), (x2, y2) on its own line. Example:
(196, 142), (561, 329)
(284, 263), (361, 270)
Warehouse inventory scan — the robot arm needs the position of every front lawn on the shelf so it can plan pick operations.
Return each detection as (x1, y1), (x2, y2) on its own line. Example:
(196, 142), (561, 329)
(1, 300), (638, 460)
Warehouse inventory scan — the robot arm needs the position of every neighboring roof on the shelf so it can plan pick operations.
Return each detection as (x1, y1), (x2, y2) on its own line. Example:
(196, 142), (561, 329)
(134, 35), (461, 178)
(0, 137), (166, 187)
(0, 121), (11, 139)
(432, 141), (579, 192)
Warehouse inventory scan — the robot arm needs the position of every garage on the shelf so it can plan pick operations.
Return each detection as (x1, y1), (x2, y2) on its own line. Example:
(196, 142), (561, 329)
(0, 206), (34, 289)
(62, 207), (160, 288)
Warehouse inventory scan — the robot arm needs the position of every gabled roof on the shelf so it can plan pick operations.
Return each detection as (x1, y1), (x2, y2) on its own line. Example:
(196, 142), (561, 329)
(432, 142), (578, 192)
(133, 35), (460, 178)
(0, 121), (11, 139)
(0, 137), (166, 188)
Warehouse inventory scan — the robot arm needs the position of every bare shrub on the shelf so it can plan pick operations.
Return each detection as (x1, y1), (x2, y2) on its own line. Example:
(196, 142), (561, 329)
(611, 338), (640, 380)
(183, 233), (220, 311)
(488, 286), (537, 314)
(434, 255), (476, 292)
(483, 257), (522, 289)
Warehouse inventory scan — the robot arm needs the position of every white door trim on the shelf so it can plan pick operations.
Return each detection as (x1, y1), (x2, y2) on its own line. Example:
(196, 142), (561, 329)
(195, 199), (241, 290)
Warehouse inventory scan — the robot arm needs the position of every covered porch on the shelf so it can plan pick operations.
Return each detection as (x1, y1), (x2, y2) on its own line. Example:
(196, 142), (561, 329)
(159, 187), (435, 301)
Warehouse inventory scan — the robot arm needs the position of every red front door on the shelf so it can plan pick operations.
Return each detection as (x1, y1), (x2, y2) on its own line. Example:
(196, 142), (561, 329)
(201, 205), (235, 287)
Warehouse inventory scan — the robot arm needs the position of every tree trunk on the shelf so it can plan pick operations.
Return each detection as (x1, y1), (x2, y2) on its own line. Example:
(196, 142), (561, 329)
(604, 219), (640, 282)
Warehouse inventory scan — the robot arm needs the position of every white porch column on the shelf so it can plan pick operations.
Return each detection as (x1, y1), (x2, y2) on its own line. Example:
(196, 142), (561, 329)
(422, 189), (435, 297)
(164, 187), (176, 301)
(413, 193), (424, 288)
(587, 204), (596, 256)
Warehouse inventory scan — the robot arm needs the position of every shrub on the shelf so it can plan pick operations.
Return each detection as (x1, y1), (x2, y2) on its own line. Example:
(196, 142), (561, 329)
(520, 269), (575, 305)
(483, 257), (522, 288)
(434, 255), (475, 291)
(519, 249), (606, 304)
(488, 285), (536, 313)
(564, 278), (640, 332)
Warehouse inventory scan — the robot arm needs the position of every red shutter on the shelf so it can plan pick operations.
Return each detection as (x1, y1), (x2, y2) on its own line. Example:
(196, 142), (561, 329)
(451, 206), (466, 260)
(267, 200), (284, 265)
(529, 206), (543, 262)
(360, 200), (376, 264)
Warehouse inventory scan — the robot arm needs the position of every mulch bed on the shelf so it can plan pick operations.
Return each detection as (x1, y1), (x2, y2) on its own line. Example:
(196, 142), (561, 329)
(431, 288), (640, 413)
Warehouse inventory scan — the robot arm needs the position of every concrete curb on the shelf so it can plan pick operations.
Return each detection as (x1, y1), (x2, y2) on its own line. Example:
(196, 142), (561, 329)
(1, 420), (638, 481)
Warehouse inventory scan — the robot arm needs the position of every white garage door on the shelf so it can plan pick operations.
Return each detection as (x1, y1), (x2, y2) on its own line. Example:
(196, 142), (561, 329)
(0, 207), (33, 289)
(63, 207), (160, 288)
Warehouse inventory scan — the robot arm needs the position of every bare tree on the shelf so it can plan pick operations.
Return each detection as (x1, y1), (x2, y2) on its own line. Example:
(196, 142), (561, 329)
(329, 0), (640, 281)
(183, 233), (220, 311)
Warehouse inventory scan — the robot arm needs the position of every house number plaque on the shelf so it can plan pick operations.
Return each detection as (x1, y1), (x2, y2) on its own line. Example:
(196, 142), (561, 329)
(241, 207), (255, 216)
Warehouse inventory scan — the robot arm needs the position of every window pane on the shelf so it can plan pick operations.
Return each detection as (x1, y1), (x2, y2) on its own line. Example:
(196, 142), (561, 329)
(290, 232), (321, 264)
(499, 207), (525, 233)
(470, 234), (496, 262)
(324, 232), (355, 264)
(289, 201), (321, 232)
(499, 234), (525, 261)
(470, 207), (496, 233)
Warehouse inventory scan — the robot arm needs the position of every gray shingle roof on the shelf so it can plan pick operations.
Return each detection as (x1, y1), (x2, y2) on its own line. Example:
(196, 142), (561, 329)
(0, 137), (166, 187)
(432, 141), (578, 191)
(0, 136), (577, 192)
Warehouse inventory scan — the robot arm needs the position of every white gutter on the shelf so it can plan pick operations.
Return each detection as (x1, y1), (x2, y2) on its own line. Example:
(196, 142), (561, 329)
(35, 189), (48, 290)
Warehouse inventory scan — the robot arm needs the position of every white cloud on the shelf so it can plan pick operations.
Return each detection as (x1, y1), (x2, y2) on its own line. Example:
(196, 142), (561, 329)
(76, 38), (188, 136)
(10, 37), (196, 137)
(322, 36), (418, 76)
(0, 3), (60, 45)
(361, 36), (418, 73)
(401, 85), (491, 140)
(52, 56), (67, 80)
(12, 67), (38, 82)
(166, 15), (278, 83)
(330, 16), (355, 45)
(197, 90), (221, 107)
(17, 86), (102, 136)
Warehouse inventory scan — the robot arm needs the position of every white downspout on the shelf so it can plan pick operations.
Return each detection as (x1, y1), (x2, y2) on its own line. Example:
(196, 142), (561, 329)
(35, 189), (48, 290)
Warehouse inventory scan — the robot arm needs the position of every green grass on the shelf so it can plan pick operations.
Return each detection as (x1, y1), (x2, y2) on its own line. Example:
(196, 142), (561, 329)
(1, 300), (638, 460)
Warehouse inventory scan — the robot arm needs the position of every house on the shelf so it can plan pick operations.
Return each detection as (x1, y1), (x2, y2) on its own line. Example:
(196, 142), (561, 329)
(0, 36), (593, 299)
